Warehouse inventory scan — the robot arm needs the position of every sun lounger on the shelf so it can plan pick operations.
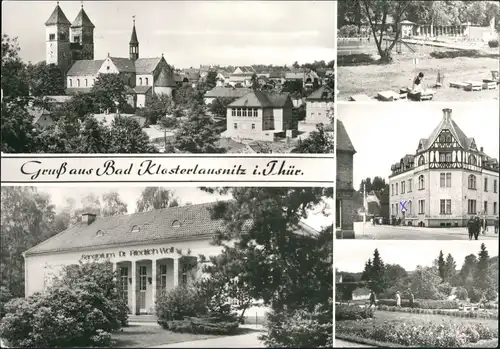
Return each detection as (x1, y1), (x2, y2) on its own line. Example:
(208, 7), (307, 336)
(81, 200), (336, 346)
(482, 79), (497, 90)
(464, 81), (483, 91)
(348, 94), (373, 101)
(449, 82), (468, 89)
(377, 90), (401, 101)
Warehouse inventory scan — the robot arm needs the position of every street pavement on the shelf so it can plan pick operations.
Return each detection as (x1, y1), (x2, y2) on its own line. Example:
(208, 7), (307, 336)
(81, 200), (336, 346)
(353, 223), (500, 240)
(335, 339), (374, 347)
(149, 332), (265, 348)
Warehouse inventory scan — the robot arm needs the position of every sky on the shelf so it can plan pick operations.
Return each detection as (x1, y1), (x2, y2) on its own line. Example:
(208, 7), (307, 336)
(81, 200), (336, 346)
(335, 240), (499, 273)
(1, 1), (335, 68)
(37, 186), (333, 232)
(337, 102), (500, 187)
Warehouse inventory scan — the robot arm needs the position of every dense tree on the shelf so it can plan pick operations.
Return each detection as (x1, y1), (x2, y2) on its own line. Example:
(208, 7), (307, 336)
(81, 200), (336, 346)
(92, 73), (128, 112)
(410, 266), (444, 299)
(0, 187), (59, 298)
(383, 264), (408, 290)
(28, 61), (65, 96)
(370, 248), (386, 295)
(444, 253), (457, 284)
(293, 123), (334, 153)
(101, 192), (128, 217)
(250, 73), (259, 90)
(474, 243), (496, 301)
(205, 70), (218, 90)
(135, 187), (179, 213)
(336, 273), (359, 302)
(1, 35), (30, 99)
(173, 112), (225, 153)
(208, 97), (237, 119)
(1, 100), (38, 153)
(437, 250), (446, 282)
(361, 258), (372, 283)
(108, 116), (157, 153)
(77, 117), (112, 153)
(292, 104), (306, 123)
(138, 94), (181, 125)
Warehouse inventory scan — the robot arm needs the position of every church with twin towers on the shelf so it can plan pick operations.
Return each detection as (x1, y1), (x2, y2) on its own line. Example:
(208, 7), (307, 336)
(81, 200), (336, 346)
(45, 2), (176, 107)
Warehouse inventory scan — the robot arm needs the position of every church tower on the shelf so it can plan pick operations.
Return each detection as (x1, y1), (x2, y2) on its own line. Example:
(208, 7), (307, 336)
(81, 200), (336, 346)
(45, 2), (72, 74)
(129, 17), (139, 61)
(70, 2), (95, 61)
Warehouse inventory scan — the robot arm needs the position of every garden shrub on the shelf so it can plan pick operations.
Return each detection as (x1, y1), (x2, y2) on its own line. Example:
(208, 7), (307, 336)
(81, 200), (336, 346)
(336, 304), (374, 321)
(377, 299), (459, 309)
(155, 285), (206, 329)
(338, 25), (359, 38)
(376, 305), (498, 320)
(0, 286), (13, 319)
(488, 39), (499, 48)
(0, 262), (127, 348)
(455, 286), (468, 301)
(261, 304), (333, 348)
(167, 316), (239, 335)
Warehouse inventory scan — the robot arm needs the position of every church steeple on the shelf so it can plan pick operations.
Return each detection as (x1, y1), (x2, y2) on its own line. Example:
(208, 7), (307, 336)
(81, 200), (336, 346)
(129, 16), (139, 61)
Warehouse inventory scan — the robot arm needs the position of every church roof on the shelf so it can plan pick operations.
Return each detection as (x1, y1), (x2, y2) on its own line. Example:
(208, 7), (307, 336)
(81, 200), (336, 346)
(109, 57), (136, 73)
(67, 60), (104, 76)
(135, 57), (162, 74)
(336, 119), (356, 153)
(45, 4), (71, 26)
(71, 8), (95, 28)
(155, 69), (176, 87)
(130, 24), (139, 45)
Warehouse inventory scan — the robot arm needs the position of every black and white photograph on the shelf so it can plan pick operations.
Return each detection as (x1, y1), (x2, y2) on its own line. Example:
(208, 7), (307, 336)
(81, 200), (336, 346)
(337, 0), (499, 102)
(1, 1), (335, 154)
(335, 240), (499, 348)
(335, 102), (499, 240)
(0, 186), (333, 348)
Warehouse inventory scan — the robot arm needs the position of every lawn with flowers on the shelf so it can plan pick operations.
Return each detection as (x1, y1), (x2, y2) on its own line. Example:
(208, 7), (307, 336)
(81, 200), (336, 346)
(336, 309), (498, 347)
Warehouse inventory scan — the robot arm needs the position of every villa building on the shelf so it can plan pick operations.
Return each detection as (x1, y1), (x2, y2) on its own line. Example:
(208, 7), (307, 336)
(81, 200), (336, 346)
(23, 202), (319, 316)
(389, 108), (499, 227)
(225, 90), (297, 142)
(336, 119), (357, 239)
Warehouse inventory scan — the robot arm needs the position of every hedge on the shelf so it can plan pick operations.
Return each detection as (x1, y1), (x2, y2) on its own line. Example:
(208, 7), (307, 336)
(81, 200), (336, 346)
(377, 299), (459, 309)
(167, 316), (239, 335)
(377, 305), (498, 320)
(336, 304), (374, 321)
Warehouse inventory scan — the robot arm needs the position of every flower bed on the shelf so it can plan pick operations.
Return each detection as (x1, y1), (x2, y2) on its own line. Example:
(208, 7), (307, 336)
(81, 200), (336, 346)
(336, 304), (374, 321)
(337, 320), (498, 347)
(377, 299), (459, 309)
(377, 305), (498, 320)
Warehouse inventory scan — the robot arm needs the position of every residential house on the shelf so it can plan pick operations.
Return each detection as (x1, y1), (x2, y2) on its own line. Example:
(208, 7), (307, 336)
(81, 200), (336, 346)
(229, 66), (256, 87)
(29, 107), (55, 129)
(305, 86), (334, 124)
(225, 90), (297, 142)
(285, 69), (320, 88)
(203, 87), (252, 105)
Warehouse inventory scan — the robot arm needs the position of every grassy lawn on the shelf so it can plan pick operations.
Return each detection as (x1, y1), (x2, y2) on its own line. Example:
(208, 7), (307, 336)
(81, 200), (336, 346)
(338, 46), (499, 102)
(112, 324), (262, 348)
(336, 310), (498, 348)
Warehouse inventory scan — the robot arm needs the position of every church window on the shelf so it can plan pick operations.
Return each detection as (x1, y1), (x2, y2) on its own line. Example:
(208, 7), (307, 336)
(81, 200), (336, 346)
(77, 79), (80, 87)
(418, 156), (425, 166)
(85, 79), (88, 87)
(145, 77), (149, 85)
(139, 78), (143, 85)
(468, 175), (476, 190)
(69, 79), (72, 87)
(49, 34), (55, 40)
(418, 175), (425, 190)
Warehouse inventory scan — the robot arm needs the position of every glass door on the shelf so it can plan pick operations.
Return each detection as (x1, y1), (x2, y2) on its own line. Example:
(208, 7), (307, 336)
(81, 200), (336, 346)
(139, 266), (147, 312)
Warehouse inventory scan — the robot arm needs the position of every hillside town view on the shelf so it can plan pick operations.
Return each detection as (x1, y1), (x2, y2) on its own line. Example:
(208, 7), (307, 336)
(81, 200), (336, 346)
(1, 2), (335, 154)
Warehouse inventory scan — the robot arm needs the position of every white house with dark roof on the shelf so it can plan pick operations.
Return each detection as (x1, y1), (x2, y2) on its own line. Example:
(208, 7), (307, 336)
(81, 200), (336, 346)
(305, 85), (334, 125)
(203, 87), (252, 105)
(225, 90), (297, 142)
(389, 108), (499, 228)
(23, 201), (320, 316)
(45, 3), (176, 108)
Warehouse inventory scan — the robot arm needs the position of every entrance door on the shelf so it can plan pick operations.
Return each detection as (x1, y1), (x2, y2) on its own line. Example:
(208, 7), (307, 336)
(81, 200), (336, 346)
(139, 266), (147, 312)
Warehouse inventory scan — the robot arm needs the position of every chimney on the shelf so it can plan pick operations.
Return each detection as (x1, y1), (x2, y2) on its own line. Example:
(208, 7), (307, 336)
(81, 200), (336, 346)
(442, 108), (452, 120)
(81, 213), (97, 225)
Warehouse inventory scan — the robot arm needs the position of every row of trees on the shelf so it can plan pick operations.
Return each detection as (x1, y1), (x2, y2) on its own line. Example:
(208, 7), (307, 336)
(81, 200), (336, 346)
(338, 244), (498, 303)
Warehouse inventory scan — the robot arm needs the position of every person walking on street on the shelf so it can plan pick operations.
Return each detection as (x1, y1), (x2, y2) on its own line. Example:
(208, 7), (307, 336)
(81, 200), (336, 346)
(369, 290), (377, 309)
(395, 291), (402, 308)
(408, 290), (415, 308)
(482, 215), (488, 235)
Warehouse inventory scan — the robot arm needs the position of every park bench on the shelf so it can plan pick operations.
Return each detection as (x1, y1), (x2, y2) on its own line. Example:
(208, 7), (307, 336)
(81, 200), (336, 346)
(348, 94), (373, 102)
(464, 81), (483, 91)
